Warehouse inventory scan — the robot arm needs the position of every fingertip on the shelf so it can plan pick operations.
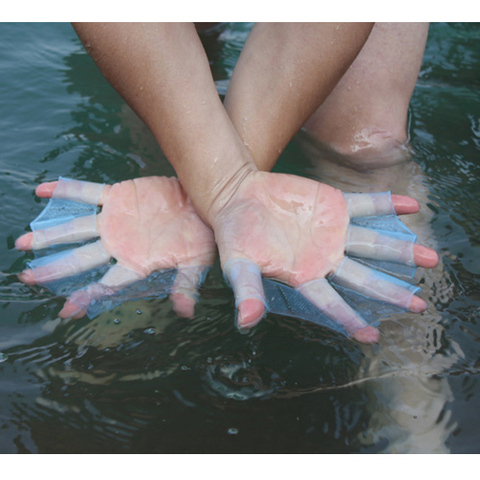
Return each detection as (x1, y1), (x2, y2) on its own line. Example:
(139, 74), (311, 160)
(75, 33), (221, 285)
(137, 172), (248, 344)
(391, 194), (420, 215)
(35, 181), (58, 198)
(237, 298), (265, 330)
(409, 295), (428, 313)
(413, 244), (439, 269)
(18, 269), (36, 285)
(352, 325), (380, 344)
(15, 232), (34, 251)
(59, 300), (86, 319)
(170, 292), (196, 319)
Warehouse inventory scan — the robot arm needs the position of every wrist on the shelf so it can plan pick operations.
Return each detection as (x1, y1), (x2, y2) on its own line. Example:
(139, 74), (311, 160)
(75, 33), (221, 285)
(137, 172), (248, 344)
(205, 161), (257, 226)
(156, 105), (258, 227)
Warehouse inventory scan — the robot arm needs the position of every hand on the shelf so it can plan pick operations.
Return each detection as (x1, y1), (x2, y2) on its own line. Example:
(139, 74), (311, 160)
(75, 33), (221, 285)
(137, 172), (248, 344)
(16, 176), (217, 319)
(212, 171), (438, 344)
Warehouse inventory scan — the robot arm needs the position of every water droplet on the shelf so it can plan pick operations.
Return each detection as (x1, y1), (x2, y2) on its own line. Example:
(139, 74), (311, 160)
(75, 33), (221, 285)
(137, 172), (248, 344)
(113, 318), (121, 325)
(0, 353), (8, 363)
(227, 428), (238, 435)
(144, 327), (156, 335)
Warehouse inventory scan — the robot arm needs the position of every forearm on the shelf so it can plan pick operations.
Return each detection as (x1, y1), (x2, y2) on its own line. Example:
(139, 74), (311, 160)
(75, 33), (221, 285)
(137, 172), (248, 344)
(224, 22), (374, 170)
(73, 22), (256, 224)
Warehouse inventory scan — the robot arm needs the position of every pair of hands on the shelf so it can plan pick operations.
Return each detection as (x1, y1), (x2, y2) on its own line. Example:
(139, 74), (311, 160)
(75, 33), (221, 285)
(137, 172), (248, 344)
(16, 172), (438, 344)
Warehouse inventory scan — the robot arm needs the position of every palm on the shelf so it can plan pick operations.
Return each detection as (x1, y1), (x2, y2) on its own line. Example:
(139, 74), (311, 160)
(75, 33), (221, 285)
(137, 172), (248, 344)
(215, 171), (348, 286)
(98, 177), (216, 273)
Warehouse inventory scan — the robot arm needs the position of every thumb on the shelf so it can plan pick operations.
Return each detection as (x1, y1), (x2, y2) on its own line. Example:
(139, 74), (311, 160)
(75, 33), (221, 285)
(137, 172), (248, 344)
(223, 258), (266, 330)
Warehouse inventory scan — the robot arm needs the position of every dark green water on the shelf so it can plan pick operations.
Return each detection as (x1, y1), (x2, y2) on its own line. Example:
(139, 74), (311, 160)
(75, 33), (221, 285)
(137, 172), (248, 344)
(0, 22), (479, 453)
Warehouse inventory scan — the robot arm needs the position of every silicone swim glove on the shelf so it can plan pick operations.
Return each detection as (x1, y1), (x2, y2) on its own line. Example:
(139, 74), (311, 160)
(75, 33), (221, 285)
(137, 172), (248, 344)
(223, 191), (425, 337)
(16, 177), (215, 319)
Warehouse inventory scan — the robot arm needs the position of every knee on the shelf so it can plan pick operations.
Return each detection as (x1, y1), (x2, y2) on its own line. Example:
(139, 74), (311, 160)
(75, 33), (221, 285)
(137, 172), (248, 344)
(300, 124), (412, 170)
(304, 104), (411, 165)
(348, 126), (409, 158)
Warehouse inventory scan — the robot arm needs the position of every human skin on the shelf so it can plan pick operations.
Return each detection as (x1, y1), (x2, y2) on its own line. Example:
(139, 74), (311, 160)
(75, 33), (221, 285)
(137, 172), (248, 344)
(64, 23), (438, 342)
(16, 177), (217, 319)
(303, 23), (430, 161)
(225, 23), (430, 169)
(15, 174), (436, 342)
(223, 23), (375, 170)
(71, 23), (374, 219)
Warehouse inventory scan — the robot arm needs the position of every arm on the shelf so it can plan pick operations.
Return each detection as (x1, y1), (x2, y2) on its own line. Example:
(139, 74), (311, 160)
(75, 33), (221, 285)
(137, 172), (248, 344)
(72, 22), (255, 224)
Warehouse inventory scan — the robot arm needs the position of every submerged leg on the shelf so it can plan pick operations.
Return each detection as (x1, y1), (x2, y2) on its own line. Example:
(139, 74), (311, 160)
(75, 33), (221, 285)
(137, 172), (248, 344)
(295, 23), (460, 452)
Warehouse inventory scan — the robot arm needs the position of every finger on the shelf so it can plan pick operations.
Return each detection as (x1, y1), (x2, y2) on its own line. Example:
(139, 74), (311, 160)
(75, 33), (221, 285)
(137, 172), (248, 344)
(223, 258), (266, 329)
(15, 232), (34, 251)
(59, 287), (96, 319)
(59, 264), (144, 319)
(344, 192), (395, 218)
(18, 241), (110, 285)
(347, 225), (415, 265)
(39, 177), (108, 206)
(16, 215), (98, 251)
(59, 283), (115, 319)
(347, 225), (438, 268)
(390, 194), (420, 215)
(331, 257), (427, 313)
(296, 279), (379, 343)
(413, 244), (439, 269)
(344, 192), (420, 218)
(35, 181), (58, 198)
(99, 263), (144, 288)
(169, 265), (210, 319)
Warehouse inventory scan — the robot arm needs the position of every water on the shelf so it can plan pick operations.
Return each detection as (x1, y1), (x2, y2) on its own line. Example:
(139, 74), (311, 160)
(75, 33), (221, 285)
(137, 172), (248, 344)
(0, 22), (479, 453)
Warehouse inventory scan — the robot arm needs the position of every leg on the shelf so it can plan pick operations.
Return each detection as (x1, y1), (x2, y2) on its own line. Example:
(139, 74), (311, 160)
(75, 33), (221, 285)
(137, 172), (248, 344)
(296, 23), (460, 448)
(303, 23), (429, 164)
